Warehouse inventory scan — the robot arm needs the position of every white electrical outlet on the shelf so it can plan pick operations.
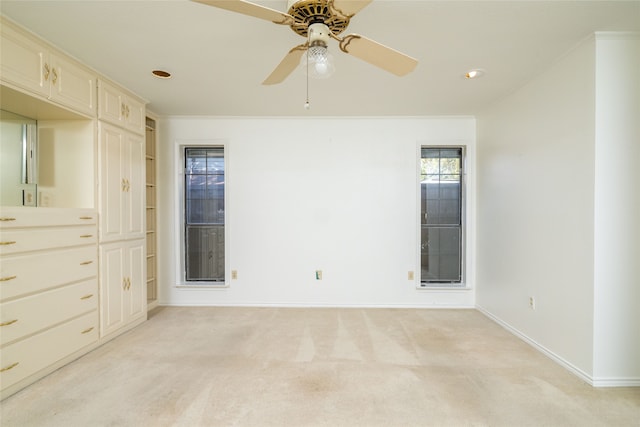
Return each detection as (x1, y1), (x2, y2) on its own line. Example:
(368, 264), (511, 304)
(231, 270), (238, 280)
(39, 191), (52, 207)
(408, 271), (414, 280)
(23, 190), (36, 206)
(529, 296), (536, 310)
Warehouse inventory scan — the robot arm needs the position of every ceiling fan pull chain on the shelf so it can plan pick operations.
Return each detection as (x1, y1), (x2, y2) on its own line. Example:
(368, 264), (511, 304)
(304, 31), (311, 110)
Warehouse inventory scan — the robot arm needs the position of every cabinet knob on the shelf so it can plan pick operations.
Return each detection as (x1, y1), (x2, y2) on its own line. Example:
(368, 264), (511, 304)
(79, 216), (93, 220)
(0, 319), (18, 327)
(0, 217), (16, 222)
(0, 275), (17, 282)
(80, 294), (94, 300)
(81, 327), (94, 334)
(0, 241), (16, 246)
(0, 362), (19, 373)
(43, 63), (50, 81)
(79, 234), (93, 239)
(80, 260), (93, 265)
(52, 68), (58, 85)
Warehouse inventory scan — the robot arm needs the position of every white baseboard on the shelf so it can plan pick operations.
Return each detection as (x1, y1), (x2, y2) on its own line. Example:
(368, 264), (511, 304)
(476, 305), (597, 386)
(477, 305), (640, 387)
(591, 377), (640, 387)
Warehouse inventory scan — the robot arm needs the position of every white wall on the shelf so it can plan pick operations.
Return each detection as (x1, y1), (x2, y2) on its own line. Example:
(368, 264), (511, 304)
(476, 33), (640, 386)
(593, 33), (640, 384)
(38, 120), (95, 208)
(0, 117), (27, 206)
(0, 118), (95, 208)
(476, 38), (597, 379)
(157, 117), (476, 307)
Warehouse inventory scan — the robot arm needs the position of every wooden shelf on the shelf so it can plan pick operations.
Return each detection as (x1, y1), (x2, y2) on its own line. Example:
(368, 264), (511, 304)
(145, 117), (157, 308)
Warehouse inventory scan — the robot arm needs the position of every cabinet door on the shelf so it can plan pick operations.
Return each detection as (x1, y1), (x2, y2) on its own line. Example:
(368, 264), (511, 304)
(99, 123), (146, 242)
(123, 132), (145, 239)
(123, 96), (146, 135)
(98, 80), (124, 126)
(99, 123), (125, 242)
(0, 21), (49, 97)
(125, 240), (146, 322)
(50, 53), (96, 117)
(99, 243), (126, 337)
(99, 240), (146, 338)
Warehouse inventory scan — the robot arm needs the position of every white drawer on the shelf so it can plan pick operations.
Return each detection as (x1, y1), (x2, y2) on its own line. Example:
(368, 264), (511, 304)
(0, 208), (96, 228)
(0, 226), (96, 255)
(0, 279), (97, 346)
(0, 311), (98, 391)
(0, 246), (96, 301)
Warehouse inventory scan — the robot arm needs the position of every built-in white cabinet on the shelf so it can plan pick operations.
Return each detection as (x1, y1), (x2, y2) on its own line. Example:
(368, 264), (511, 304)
(98, 122), (145, 243)
(99, 239), (146, 338)
(0, 16), (149, 401)
(0, 207), (99, 400)
(97, 80), (147, 339)
(98, 79), (145, 135)
(0, 17), (96, 117)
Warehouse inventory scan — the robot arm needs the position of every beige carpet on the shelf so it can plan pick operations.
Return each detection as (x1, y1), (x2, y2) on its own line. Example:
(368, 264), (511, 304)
(1, 307), (639, 426)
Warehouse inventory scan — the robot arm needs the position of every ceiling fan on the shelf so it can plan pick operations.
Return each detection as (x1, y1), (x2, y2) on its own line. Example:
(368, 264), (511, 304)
(192, 0), (418, 84)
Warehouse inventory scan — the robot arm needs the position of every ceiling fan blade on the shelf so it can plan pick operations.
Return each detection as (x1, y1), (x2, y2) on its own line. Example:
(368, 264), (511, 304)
(262, 44), (307, 85)
(339, 34), (418, 77)
(192, 0), (294, 25)
(332, 0), (372, 17)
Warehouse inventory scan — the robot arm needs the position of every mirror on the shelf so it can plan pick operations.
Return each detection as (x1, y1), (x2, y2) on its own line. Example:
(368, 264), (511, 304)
(1, 109), (38, 207)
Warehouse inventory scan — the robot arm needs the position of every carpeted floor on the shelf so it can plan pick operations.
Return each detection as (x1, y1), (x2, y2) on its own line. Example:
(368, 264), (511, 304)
(1, 307), (639, 426)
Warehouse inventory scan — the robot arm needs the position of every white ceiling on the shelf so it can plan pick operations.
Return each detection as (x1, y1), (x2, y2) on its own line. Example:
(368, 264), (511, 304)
(2, 1), (639, 117)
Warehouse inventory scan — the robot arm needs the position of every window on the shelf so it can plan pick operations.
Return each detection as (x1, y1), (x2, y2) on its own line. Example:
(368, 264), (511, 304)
(420, 147), (464, 285)
(184, 147), (225, 282)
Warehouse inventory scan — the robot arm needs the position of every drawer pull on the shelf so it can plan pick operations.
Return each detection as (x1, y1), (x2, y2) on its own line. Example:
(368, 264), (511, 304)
(0, 319), (18, 327)
(80, 294), (94, 300)
(0, 217), (16, 222)
(79, 216), (93, 220)
(0, 362), (19, 373)
(81, 327), (94, 334)
(80, 260), (93, 265)
(0, 275), (17, 282)
(0, 241), (16, 246)
(80, 234), (93, 238)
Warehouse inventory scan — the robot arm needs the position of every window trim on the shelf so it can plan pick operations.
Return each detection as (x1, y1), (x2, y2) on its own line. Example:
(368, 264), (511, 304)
(417, 144), (468, 289)
(174, 140), (229, 288)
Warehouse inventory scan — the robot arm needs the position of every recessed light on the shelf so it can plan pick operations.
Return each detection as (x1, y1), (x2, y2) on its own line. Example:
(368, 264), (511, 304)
(464, 69), (485, 79)
(152, 69), (171, 79)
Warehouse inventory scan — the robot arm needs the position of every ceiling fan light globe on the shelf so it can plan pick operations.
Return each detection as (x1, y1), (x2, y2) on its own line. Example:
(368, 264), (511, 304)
(301, 45), (335, 79)
(315, 62), (328, 74)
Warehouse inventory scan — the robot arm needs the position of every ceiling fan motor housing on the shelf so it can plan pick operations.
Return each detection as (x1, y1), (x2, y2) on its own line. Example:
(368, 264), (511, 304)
(287, 0), (350, 37)
(308, 22), (331, 44)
